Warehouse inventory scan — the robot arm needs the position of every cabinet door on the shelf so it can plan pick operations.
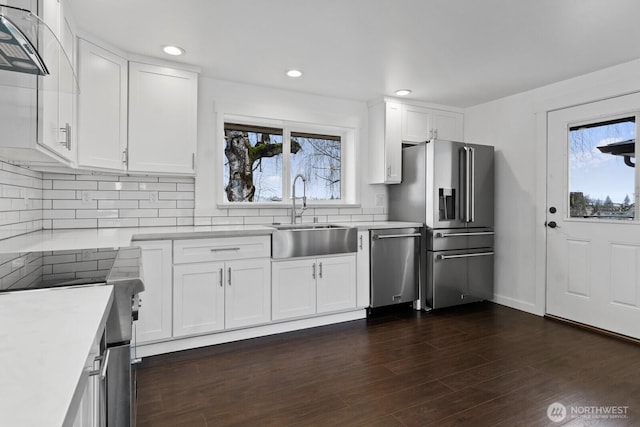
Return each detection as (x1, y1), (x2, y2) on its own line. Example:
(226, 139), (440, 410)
(431, 109), (464, 141)
(225, 259), (271, 328)
(272, 259), (317, 320)
(136, 240), (173, 343)
(38, 0), (74, 160)
(128, 62), (198, 174)
(77, 39), (127, 170)
(317, 255), (357, 313)
(355, 231), (370, 308)
(173, 262), (225, 337)
(384, 102), (402, 183)
(402, 104), (431, 143)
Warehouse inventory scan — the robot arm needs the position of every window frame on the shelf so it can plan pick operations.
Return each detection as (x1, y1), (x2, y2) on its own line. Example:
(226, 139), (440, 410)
(219, 114), (355, 208)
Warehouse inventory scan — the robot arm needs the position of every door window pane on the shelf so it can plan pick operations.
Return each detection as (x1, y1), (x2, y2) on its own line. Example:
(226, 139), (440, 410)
(568, 117), (635, 219)
(290, 132), (341, 201)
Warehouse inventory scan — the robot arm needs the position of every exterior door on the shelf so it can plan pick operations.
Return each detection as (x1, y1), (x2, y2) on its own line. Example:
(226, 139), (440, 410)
(546, 93), (640, 339)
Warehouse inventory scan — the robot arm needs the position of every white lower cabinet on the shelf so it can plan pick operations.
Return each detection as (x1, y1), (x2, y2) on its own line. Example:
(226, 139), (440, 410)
(173, 258), (271, 337)
(272, 255), (356, 320)
(272, 259), (317, 320)
(355, 230), (371, 308)
(135, 240), (173, 344)
(173, 262), (225, 337)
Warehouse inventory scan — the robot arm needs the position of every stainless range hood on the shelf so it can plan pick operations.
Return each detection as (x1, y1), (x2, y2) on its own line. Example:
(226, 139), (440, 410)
(0, 5), (49, 76)
(0, 4), (77, 93)
(0, 6), (48, 75)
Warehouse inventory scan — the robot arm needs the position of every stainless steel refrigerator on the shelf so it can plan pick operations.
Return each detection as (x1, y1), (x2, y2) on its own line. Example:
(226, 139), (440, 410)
(389, 139), (494, 309)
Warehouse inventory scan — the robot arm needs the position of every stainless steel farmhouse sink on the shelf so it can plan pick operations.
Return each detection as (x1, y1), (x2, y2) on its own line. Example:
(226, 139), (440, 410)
(271, 224), (357, 259)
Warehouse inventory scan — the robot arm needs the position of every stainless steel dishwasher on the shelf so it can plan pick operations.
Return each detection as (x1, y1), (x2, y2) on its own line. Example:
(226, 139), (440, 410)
(370, 227), (423, 308)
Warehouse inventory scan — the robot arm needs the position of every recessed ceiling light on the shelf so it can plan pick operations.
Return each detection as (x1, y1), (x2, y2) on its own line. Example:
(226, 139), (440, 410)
(395, 89), (412, 96)
(286, 69), (303, 78)
(162, 45), (185, 56)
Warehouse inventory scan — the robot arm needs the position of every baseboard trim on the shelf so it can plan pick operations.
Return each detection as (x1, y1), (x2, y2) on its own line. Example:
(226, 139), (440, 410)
(135, 309), (367, 358)
(544, 313), (640, 345)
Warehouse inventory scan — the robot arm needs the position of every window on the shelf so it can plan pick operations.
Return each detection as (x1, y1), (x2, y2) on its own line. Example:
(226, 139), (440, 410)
(223, 120), (345, 204)
(568, 116), (636, 219)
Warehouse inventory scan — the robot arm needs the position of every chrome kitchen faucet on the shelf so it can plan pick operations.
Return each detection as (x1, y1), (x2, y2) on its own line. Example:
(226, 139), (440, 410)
(291, 174), (307, 224)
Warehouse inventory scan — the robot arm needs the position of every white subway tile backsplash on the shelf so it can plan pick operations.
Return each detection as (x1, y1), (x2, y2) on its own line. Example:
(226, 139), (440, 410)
(176, 200), (194, 209)
(53, 180), (98, 190)
(97, 200), (139, 209)
(119, 191), (155, 200)
(159, 209), (192, 218)
(43, 210), (75, 219)
(53, 200), (98, 210)
(194, 217), (212, 226)
(75, 210), (119, 219)
(159, 191), (193, 200)
(43, 190), (76, 200)
(98, 181), (139, 191)
(52, 219), (98, 229)
(177, 217), (195, 226)
(139, 217), (177, 227)
(119, 209), (158, 218)
(139, 182), (176, 191)
(138, 200), (176, 209)
(98, 218), (139, 228)
(76, 174), (119, 181)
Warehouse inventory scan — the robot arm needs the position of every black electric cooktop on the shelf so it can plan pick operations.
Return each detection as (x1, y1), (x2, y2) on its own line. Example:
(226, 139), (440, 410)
(0, 247), (122, 292)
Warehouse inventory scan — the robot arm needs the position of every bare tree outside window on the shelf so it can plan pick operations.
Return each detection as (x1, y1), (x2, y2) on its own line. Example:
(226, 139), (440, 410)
(290, 133), (341, 200)
(568, 117), (635, 219)
(223, 124), (340, 202)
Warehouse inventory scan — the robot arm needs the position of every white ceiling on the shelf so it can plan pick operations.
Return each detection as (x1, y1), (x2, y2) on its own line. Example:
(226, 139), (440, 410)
(67, 0), (640, 108)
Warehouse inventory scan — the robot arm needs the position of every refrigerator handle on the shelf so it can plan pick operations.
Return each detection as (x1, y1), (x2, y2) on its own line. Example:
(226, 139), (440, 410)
(469, 146), (475, 223)
(463, 146), (471, 223)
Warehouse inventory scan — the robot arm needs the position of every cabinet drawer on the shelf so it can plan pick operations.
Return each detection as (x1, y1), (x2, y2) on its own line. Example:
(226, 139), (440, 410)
(174, 236), (271, 263)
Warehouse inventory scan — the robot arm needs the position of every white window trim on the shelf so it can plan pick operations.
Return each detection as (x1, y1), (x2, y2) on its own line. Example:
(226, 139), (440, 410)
(218, 114), (357, 208)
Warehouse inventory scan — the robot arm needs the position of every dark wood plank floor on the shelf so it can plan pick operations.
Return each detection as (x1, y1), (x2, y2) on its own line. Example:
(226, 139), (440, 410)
(136, 302), (640, 426)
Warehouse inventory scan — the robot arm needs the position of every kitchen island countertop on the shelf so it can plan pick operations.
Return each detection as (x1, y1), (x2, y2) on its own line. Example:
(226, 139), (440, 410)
(0, 285), (114, 427)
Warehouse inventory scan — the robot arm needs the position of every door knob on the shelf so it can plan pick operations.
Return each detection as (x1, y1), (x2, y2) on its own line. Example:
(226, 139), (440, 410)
(546, 221), (557, 228)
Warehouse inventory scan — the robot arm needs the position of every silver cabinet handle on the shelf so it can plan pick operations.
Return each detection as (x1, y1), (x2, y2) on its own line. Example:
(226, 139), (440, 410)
(387, 165), (391, 178)
(373, 233), (422, 239)
(437, 251), (494, 260)
(319, 262), (323, 278)
(90, 348), (110, 381)
(122, 148), (128, 165)
(192, 153), (195, 170)
(210, 247), (241, 252)
(59, 123), (71, 150)
(228, 267), (232, 286)
(312, 263), (316, 279)
(219, 268), (223, 287)
(359, 235), (363, 250)
(469, 146), (475, 223)
(435, 231), (494, 238)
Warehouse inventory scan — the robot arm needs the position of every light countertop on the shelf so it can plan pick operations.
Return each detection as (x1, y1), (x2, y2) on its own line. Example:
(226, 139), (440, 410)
(0, 285), (114, 427)
(0, 222), (422, 253)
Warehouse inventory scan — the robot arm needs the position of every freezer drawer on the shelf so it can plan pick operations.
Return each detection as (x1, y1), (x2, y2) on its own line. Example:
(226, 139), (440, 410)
(428, 227), (494, 251)
(370, 227), (422, 308)
(425, 248), (493, 309)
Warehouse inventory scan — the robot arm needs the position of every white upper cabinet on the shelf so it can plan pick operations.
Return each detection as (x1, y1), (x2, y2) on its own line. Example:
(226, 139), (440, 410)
(128, 62), (198, 174)
(77, 39), (128, 170)
(401, 104), (464, 143)
(0, 0), (76, 165)
(75, 47), (198, 175)
(369, 99), (464, 184)
(368, 100), (402, 184)
(39, 0), (75, 161)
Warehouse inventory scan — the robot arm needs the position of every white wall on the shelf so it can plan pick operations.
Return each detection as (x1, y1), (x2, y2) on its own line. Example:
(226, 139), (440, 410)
(465, 57), (640, 315)
(194, 77), (388, 224)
